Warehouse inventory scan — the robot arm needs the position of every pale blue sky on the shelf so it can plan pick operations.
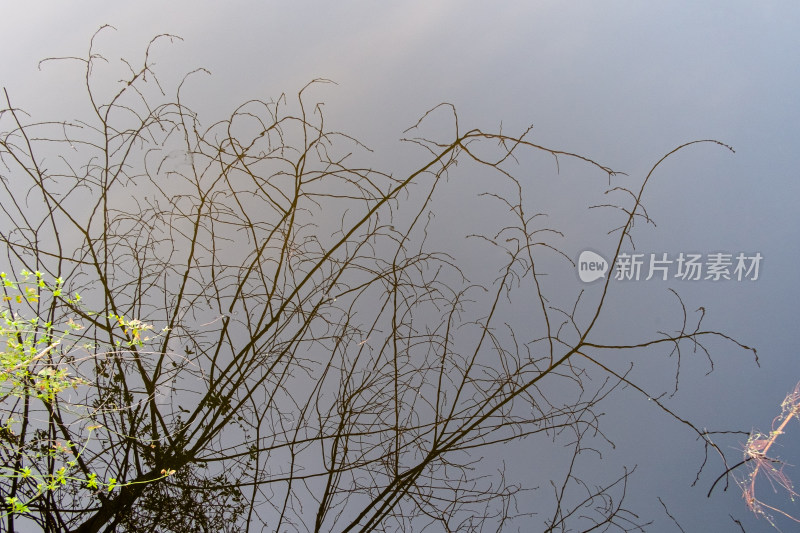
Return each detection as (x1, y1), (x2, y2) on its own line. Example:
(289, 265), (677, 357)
(2, 2), (799, 530)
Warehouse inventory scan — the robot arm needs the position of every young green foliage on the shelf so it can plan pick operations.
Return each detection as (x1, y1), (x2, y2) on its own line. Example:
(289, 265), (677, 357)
(0, 272), (173, 519)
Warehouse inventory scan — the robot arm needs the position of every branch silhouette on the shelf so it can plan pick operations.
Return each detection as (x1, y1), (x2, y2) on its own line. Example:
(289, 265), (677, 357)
(0, 28), (757, 532)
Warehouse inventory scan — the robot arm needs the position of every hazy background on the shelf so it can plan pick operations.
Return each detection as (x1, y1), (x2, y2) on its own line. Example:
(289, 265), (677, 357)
(2, 2), (798, 530)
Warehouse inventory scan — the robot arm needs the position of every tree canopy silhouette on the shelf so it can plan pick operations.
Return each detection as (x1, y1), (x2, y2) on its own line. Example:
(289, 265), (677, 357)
(0, 28), (757, 532)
